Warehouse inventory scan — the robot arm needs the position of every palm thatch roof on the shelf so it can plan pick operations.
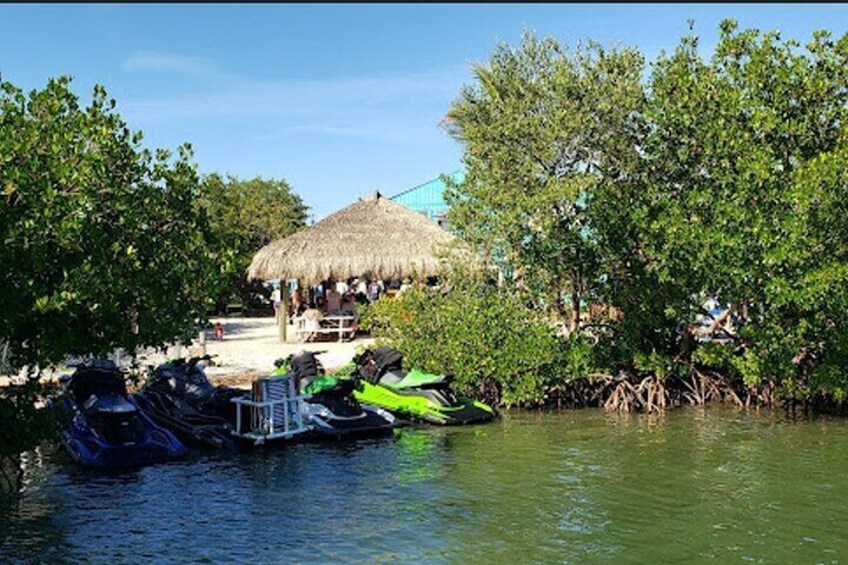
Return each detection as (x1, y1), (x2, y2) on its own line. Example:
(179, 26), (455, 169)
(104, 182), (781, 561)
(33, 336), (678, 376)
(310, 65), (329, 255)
(248, 191), (460, 286)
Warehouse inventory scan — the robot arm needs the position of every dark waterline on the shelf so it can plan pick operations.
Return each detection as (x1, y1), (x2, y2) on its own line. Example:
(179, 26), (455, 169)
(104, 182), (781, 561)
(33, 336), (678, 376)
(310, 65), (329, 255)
(2, 408), (848, 564)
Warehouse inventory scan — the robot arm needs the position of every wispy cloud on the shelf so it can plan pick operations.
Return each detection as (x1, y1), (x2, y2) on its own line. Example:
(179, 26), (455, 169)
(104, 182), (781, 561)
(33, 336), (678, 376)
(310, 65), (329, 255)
(122, 69), (464, 119)
(119, 57), (468, 143)
(121, 51), (234, 81)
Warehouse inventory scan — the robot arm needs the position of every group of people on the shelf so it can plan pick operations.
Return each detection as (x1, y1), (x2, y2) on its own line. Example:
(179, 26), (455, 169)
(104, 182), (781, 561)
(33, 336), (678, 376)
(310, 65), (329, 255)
(270, 277), (411, 325)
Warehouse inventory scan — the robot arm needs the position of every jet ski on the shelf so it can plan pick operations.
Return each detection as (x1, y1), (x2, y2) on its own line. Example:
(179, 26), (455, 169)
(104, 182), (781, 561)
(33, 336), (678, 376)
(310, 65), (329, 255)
(282, 351), (396, 440)
(57, 359), (187, 467)
(351, 347), (495, 426)
(134, 356), (240, 449)
(137, 355), (310, 447)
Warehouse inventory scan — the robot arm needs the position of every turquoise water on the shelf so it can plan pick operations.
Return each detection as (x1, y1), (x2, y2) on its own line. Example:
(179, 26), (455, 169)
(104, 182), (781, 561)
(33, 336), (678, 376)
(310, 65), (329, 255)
(2, 408), (848, 563)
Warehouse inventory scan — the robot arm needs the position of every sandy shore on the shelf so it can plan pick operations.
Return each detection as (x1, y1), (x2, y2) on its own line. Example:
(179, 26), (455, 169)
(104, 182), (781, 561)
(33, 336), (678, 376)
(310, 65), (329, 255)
(0, 317), (375, 389)
(199, 316), (374, 387)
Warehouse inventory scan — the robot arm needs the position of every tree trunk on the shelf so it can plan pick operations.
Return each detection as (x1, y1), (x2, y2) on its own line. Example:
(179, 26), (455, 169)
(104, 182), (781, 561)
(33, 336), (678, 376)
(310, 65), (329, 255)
(679, 324), (693, 359)
(692, 307), (731, 337)
(552, 285), (569, 327)
(570, 275), (581, 333)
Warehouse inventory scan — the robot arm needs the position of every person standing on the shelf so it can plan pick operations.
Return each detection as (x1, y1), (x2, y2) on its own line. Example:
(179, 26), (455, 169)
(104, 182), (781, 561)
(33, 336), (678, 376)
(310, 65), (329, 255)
(271, 285), (282, 320)
(367, 280), (381, 302)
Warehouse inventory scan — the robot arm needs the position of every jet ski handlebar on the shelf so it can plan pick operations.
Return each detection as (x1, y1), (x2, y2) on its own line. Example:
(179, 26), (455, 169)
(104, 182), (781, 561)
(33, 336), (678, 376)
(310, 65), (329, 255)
(184, 354), (216, 370)
(167, 355), (209, 366)
(274, 351), (327, 368)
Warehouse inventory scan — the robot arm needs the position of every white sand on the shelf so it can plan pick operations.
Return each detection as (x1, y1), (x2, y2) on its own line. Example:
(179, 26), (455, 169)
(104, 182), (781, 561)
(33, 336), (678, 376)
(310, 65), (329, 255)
(201, 317), (374, 379)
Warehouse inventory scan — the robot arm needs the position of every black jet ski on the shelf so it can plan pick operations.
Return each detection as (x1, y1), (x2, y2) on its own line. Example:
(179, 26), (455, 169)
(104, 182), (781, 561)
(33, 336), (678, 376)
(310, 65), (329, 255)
(351, 346), (496, 425)
(58, 359), (187, 467)
(134, 356), (244, 449)
(282, 351), (396, 440)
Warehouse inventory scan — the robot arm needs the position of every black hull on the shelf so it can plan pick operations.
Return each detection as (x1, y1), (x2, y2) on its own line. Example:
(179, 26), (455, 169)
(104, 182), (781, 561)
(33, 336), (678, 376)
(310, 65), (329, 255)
(430, 403), (496, 426)
(133, 391), (235, 450)
(308, 407), (396, 441)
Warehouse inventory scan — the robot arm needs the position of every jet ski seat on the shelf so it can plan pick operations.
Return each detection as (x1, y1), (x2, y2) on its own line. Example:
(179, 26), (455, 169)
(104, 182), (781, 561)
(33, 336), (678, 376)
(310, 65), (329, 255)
(378, 370), (407, 387)
(68, 361), (129, 407)
(379, 369), (452, 390)
(83, 394), (138, 416)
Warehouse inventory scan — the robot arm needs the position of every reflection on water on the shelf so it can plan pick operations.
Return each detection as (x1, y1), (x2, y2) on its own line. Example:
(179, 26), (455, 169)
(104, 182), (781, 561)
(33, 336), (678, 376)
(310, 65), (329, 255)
(2, 408), (848, 564)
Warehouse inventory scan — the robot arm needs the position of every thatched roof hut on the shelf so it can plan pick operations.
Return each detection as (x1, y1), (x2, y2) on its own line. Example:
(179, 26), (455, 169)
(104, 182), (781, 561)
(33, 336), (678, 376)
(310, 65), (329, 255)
(248, 191), (459, 286)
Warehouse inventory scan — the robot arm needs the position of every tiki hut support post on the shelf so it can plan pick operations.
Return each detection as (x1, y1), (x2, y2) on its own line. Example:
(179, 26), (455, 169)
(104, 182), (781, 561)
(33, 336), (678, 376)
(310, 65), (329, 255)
(279, 282), (288, 342)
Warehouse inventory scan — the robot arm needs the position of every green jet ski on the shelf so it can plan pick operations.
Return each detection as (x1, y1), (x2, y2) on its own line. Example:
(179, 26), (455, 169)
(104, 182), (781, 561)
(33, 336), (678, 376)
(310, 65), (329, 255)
(278, 351), (396, 440)
(347, 346), (495, 425)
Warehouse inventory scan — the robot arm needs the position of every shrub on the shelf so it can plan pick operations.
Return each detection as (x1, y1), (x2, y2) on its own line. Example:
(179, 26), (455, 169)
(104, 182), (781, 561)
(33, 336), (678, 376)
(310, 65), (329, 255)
(361, 267), (580, 406)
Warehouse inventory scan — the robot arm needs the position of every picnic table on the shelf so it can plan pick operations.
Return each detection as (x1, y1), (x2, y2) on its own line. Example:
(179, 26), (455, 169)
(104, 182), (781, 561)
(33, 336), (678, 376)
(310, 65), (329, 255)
(294, 314), (356, 343)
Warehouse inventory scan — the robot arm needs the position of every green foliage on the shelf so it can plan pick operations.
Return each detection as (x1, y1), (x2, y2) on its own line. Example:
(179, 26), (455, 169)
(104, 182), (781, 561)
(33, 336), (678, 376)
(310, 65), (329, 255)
(0, 76), (218, 368)
(361, 263), (580, 406)
(199, 174), (308, 310)
(0, 76), (219, 459)
(634, 21), (848, 395)
(0, 377), (55, 463)
(441, 20), (848, 404)
(445, 33), (644, 327)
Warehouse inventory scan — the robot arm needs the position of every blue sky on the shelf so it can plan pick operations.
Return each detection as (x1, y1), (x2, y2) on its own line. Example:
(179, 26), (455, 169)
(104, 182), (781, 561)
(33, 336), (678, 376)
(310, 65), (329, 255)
(1, 4), (846, 219)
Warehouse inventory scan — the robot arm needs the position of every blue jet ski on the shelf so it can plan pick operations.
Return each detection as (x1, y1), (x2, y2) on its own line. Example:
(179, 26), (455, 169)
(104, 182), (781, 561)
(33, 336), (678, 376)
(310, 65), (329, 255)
(58, 359), (187, 468)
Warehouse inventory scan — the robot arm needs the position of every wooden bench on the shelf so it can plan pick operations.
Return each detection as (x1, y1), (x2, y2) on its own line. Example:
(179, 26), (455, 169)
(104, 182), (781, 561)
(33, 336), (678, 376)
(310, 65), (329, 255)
(294, 315), (356, 342)
(225, 303), (243, 316)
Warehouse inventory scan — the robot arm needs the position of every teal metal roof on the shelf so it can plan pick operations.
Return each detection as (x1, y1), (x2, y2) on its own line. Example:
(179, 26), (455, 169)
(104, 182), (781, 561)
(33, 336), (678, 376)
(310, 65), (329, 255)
(390, 170), (464, 222)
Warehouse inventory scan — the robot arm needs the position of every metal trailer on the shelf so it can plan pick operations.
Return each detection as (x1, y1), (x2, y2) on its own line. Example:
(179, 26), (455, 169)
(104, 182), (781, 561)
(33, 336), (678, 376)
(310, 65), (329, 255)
(230, 374), (311, 445)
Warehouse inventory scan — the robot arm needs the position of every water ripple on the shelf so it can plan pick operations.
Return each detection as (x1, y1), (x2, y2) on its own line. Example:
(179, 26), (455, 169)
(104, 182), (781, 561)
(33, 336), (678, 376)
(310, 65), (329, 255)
(2, 408), (848, 564)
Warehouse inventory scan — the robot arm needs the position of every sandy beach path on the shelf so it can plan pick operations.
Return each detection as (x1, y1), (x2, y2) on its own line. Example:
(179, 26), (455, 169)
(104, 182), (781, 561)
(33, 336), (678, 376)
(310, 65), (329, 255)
(200, 317), (375, 386)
